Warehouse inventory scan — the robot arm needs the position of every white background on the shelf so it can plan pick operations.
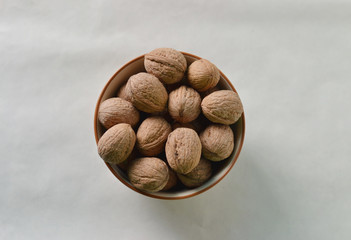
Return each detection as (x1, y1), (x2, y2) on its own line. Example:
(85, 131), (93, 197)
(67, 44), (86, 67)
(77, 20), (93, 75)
(1, 0), (351, 239)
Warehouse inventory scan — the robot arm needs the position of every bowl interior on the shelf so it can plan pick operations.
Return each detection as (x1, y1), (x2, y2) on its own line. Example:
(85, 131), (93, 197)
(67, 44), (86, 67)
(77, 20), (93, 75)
(94, 53), (245, 199)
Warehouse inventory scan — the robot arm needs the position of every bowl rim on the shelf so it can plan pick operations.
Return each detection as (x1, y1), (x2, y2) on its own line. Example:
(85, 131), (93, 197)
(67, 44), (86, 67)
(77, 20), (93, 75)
(94, 51), (245, 200)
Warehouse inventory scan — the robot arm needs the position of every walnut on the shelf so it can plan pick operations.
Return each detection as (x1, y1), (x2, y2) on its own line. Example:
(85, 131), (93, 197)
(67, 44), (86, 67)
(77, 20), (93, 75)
(200, 124), (234, 161)
(144, 48), (187, 84)
(116, 83), (132, 102)
(98, 98), (140, 129)
(162, 167), (178, 191)
(165, 128), (202, 174)
(201, 90), (243, 125)
(136, 117), (172, 156)
(168, 85), (201, 123)
(98, 123), (136, 164)
(126, 73), (168, 113)
(177, 158), (212, 188)
(187, 59), (220, 92)
(128, 157), (169, 192)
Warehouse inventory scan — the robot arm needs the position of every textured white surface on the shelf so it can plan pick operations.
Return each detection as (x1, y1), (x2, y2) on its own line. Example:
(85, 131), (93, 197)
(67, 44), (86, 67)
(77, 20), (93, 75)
(1, 0), (351, 239)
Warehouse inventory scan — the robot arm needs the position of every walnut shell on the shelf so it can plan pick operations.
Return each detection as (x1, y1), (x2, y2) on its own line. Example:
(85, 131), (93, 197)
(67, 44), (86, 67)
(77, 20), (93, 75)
(98, 98), (140, 129)
(128, 157), (169, 192)
(165, 128), (202, 174)
(126, 73), (168, 113)
(187, 59), (220, 92)
(98, 123), (136, 164)
(177, 158), (212, 188)
(116, 83), (132, 102)
(136, 117), (172, 156)
(201, 90), (243, 125)
(144, 48), (187, 84)
(168, 85), (201, 123)
(200, 124), (234, 161)
(162, 167), (178, 191)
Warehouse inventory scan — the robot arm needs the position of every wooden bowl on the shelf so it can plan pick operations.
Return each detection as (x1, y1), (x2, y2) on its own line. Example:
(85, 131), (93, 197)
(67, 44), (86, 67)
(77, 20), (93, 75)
(94, 52), (245, 199)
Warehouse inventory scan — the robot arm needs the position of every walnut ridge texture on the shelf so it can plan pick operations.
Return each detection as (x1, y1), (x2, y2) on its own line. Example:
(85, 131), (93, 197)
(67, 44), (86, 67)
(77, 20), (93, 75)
(128, 157), (169, 192)
(136, 117), (172, 156)
(201, 90), (243, 125)
(144, 48), (187, 84)
(98, 97), (140, 129)
(98, 123), (136, 164)
(165, 128), (202, 174)
(168, 85), (201, 123)
(126, 72), (168, 113)
(187, 59), (220, 92)
(200, 124), (234, 161)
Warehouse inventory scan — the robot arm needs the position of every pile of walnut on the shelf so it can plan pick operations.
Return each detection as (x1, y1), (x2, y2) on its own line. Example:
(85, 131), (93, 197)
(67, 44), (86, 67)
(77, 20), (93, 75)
(97, 48), (243, 193)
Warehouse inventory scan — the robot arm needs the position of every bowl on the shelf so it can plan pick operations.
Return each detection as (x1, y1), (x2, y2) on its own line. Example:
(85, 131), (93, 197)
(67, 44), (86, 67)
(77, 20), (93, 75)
(94, 52), (245, 200)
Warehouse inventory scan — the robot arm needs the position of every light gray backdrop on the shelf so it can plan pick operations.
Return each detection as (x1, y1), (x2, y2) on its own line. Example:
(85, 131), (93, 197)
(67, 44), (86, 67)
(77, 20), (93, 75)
(1, 0), (350, 239)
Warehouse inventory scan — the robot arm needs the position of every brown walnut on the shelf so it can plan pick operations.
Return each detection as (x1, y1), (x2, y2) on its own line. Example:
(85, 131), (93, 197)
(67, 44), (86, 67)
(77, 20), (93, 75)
(144, 48), (187, 84)
(177, 158), (212, 188)
(98, 123), (136, 164)
(98, 97), (140, 129)
(187, 59), (220, 92)
(201, 90), (243, 125)
(200, 124), (234, 161)
(168, 85), (201, 123)
(128, 157), (169, 192)
(165, 128), (202, 174)
(126, 72), (168, 113)
(136, 117), (172, 156)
